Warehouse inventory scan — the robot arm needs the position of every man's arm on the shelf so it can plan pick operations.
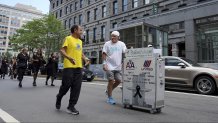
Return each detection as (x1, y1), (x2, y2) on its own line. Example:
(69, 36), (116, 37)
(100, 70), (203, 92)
(102, 52), (108, 71)
(82, 53), (89, 66)
(60, 46), (75, 65)
(102, 52), (107, 63)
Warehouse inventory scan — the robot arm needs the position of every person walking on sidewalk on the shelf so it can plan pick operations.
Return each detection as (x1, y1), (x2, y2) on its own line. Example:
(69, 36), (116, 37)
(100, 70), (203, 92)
(0, 57), (8, 79)
(45, 53), (57, 86)
(55, 25), (89, 115)
(102, 31), (127, 105)
(17, 48), (29, 88)
(31, 49), (45, 86)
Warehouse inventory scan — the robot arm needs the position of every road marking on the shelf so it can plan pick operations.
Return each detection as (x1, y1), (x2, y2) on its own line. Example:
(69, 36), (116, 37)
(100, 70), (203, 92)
(165, 91), (218, 99)
(84, 82), (218, 99)
(83, 82), (108, 86)
(24, 77), (218, 99)
(0, 108), (20, 123)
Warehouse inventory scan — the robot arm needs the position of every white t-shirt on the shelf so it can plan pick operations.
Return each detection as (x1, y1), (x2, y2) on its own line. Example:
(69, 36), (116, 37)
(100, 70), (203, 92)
(102, 40), (127, 70)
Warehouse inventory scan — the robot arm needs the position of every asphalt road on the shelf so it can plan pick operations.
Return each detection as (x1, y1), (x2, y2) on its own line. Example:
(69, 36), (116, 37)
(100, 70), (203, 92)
(0, 76), (218, 122)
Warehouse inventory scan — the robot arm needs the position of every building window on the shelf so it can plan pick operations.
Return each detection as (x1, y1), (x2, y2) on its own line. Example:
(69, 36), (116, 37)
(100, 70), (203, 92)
(93, 28), (97, 42)
(88, 0), (91, 5)
(132, 0), (138, 8)
(59, 9), (62, 17)
(87, 11), (90, 22)
(69, 18), (72, 28)
(75, 2), (78, 10)
(144, 0), (150, 4)
(112, 22), (117, 28)
(56, 0), (59, 6)
(65, 6), (68, 15)
(86, 29), (89, 44)
(60, 0), (63, 4)
(122, 0), (128, 11)
(70, 4), (73, 13)
(64, 20), (67, 29)
(74, 16), (77, 24)
(94, 8), (98, 20)
(79, 14), (82, 25)
(55, 12), (58, 18)
(80, 0), (83, 8)
(113, 1), (118, 14)
(102, 5), (106, 18)
(101, 25), (105, 40)
(52, 3), (55, 8)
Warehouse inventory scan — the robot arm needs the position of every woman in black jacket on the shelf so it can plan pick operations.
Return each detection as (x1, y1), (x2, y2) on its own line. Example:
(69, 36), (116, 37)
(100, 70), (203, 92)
(17, 48), (29, 88)
(45, 53), (57, 86)
(0, 58), (8, 79)
(31, 49), (45, 86)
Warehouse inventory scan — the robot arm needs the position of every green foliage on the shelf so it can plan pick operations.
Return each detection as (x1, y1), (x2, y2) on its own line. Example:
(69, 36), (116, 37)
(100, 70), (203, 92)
(4, 51), (12, 59)
(9, 14), (67, 59)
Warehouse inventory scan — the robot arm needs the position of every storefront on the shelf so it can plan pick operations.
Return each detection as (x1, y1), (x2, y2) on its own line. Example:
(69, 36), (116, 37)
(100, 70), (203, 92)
(113, 22), (168, 56)
(196, 16), (218, 63)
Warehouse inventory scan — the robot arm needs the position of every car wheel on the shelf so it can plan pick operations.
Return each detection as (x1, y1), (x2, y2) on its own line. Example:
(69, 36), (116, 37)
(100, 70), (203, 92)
(87, 78), (93, 82)
(195, 76), (216, 95)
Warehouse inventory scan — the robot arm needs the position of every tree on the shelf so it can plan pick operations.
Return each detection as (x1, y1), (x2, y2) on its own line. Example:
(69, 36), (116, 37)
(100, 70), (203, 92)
(10, 14), (67, 59)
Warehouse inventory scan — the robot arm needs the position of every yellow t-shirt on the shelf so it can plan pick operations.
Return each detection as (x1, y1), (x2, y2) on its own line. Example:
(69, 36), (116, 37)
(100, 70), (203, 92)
(62, 36), (83, 68)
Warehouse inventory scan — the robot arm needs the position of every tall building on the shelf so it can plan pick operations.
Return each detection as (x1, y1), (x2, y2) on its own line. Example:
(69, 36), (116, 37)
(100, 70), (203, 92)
(49, 0), (218, 66)
(0, 3), (44, 56)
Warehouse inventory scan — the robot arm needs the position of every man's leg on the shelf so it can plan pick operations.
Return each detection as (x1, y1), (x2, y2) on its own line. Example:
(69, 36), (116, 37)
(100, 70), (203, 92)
(56, 69), (72, 109)
(112, 71), (122, 90)
(106, 71), (115, 98)
(69, 69), (82, 107)
(67, 68), (82, 115)
(106, 71), (116, 104)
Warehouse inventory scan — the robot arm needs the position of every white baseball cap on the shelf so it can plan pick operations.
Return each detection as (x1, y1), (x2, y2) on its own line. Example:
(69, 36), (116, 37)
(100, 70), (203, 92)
(111, 31), (120, 36)
(148, 44), (153, 47)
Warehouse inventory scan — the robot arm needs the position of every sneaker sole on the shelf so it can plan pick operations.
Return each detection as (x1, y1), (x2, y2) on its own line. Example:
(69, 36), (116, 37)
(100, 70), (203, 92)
(106, 101), (116, 105)
(66, 109), (79, 115)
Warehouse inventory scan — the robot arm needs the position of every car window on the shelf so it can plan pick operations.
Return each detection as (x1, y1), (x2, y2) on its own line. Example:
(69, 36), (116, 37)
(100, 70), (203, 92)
(165, 58), (184, 66)
(181, 57), (201, 67)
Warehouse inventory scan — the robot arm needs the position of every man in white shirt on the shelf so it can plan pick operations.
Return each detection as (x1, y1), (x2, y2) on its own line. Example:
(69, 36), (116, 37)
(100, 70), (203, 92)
(102, 31), (127, 105)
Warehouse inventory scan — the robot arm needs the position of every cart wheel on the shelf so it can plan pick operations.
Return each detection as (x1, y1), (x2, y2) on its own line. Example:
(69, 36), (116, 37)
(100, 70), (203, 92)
(129, 105), (133, 109)
(156, 108), (161, 113)
(149, 109), (156, 114)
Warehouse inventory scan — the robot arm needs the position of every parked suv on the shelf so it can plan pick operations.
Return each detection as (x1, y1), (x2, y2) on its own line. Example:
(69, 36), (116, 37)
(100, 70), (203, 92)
(163, 56), (218, 95)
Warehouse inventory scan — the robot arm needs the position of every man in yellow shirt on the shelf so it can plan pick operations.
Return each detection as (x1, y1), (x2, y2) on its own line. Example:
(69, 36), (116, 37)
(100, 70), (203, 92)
(56, 25), (89, 115)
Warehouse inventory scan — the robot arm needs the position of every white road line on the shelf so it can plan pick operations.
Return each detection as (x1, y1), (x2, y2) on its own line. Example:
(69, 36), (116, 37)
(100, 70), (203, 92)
(84, 82), (218, 99)
(0, 108), (20, 123)
(165, 91), (218, 99)
(83, 82), (108, 86)
(23, 77), (218, 99)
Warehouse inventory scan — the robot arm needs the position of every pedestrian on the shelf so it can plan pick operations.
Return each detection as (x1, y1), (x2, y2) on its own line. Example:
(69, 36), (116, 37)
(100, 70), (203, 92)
(102, 31), (127, 105)
(31, 49), (45, 86)
(0, 57), (8, 79)
(17, 48), (29, 88)
(45, 53), (57, 86)
(10, 57), (17, 79)
(55, 25), (89, 115)
(84, 58), (90, 70)
(54, 52), (59, 79)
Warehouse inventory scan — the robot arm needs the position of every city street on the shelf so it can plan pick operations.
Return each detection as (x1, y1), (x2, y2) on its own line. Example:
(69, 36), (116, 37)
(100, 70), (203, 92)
(0, 76), (218, 122)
